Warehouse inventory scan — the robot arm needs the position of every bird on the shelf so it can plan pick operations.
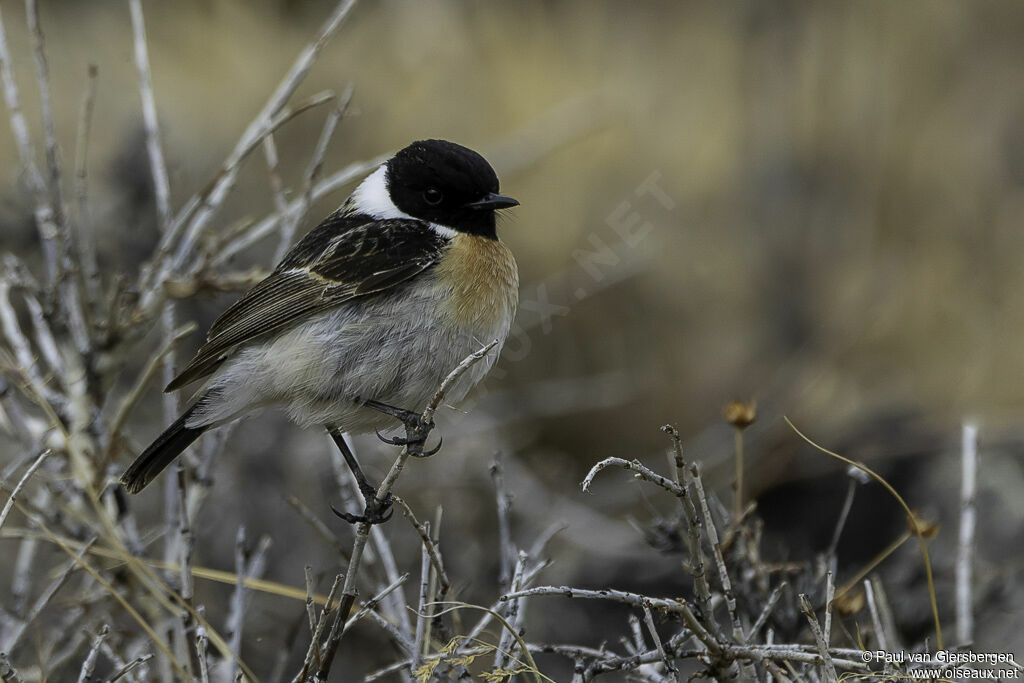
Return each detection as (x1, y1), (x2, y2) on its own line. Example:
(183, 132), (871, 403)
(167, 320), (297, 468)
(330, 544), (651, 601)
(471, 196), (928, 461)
(120, 139), (519, 522)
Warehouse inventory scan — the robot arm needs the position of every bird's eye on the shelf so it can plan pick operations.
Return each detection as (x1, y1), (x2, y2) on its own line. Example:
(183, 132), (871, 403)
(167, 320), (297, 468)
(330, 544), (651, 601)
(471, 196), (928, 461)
(423, 188), (443, 205)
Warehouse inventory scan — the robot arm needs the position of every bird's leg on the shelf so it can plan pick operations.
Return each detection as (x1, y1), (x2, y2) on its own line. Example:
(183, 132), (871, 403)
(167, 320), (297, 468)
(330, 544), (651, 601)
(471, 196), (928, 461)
(358, 398), (442, 458)
(326, 426), (393, 525)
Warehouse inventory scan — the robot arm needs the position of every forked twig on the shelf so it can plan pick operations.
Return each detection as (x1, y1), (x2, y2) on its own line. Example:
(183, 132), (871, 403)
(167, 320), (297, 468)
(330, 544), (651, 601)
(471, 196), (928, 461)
(312, 339), (500, 680)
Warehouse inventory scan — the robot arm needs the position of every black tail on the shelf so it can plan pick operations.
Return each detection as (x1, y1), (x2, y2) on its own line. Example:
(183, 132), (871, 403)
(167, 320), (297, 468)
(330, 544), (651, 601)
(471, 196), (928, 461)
(120, 404), (207, 494)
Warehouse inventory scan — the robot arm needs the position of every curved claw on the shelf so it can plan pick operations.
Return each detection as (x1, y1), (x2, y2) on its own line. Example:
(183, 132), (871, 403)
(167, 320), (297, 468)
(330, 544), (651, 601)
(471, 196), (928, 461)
(330, 501), (394, 526)
(330, 504), (362, 524)
(375, 430), (406, 446)
(410, 435), (443, 458)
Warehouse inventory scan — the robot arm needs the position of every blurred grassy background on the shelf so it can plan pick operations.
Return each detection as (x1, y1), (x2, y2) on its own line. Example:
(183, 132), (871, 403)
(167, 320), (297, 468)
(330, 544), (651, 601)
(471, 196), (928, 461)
(2, 0), (1023, 676)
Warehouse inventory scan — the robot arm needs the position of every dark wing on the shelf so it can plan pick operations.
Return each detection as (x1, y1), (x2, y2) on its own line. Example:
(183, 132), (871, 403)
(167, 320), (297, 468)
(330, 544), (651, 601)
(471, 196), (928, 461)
(165, 213), (447, 391)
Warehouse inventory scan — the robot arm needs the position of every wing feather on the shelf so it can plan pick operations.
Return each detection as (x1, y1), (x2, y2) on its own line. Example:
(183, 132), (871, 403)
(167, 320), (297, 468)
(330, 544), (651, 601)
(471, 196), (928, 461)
(165, 215), (445, 391)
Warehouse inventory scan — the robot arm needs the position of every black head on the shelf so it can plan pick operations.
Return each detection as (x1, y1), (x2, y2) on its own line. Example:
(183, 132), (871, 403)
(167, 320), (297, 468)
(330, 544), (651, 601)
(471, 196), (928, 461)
(385, 139), (518, 239)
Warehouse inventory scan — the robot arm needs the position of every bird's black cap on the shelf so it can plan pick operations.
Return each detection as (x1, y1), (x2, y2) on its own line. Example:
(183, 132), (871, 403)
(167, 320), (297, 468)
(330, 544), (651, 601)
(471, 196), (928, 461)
(386, 139), (516, 239)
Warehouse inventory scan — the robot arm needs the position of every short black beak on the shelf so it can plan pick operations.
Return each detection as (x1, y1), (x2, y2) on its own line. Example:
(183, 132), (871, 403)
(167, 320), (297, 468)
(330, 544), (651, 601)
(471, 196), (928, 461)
(466, 192), (519, 211)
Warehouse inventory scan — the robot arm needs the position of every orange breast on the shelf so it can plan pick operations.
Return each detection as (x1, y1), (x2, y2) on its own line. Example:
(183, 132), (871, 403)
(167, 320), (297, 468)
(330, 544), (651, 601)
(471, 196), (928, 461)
(435, 234), (519, 331)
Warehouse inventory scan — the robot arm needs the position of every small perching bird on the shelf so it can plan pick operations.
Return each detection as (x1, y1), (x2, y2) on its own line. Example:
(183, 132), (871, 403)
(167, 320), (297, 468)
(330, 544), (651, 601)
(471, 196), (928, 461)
(120, 140), (519, 522)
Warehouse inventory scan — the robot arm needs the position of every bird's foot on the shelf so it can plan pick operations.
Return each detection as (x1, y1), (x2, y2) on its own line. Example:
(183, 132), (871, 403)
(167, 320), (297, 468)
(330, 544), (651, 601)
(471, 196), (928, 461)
(375, 429), (442, 458)
(361, 399), (442, 457)
(332, 489), (394, 526)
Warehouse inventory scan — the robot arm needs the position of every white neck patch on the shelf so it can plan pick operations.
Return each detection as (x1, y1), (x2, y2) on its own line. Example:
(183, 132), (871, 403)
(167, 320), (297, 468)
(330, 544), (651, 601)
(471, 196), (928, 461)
(350, 165), (413, 221)
(350, 164), (458, 239)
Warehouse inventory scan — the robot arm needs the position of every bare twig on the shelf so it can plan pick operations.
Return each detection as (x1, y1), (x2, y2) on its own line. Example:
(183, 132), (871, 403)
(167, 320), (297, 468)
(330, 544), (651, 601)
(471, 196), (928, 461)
(316, 340), (500, 678)
(689, 464), (745, 645)
(74, 64), (100, 299)
(196, 630), (211, 683)
(642, 601), (679, 680)
(3, 536), (94, 653)
(660, 426), (716, 638)
(798, 594), (838, 683)
(129, 0), (172, 233)
(211, 154), (386, 267)
(0, 652), (25, 683)
(495, 550), (528, 672)
(175, 468), (202, 678)
(0, 450), (51, 533)
(285, 495), (346, 554)
(294, 572), (343, 682)
(823, 571), (835, 648)
(863, 579), (888, 652)
(26, 0), (67, 245)
(170, 0), (359, 271)
(394, 497), (451, 599)
(104, 322), (196, 457)
(0, 277), (63, 409)
(274, 85), (352, 263)
(500, 585), (697, 620)
(491, 452), (516, 591)
(956, 422), (978, 645)
(262, 133), (289, 218)
(412, 523), (433, 673)
(0, 2), (58, 281)
(76, 624), (109, 683)
(582, 456), (684, 497)
(746, 582), (785, 642)
(327, 431), (410, 640)
(106, 654), (154, 682)
(825, 476), (857, 560)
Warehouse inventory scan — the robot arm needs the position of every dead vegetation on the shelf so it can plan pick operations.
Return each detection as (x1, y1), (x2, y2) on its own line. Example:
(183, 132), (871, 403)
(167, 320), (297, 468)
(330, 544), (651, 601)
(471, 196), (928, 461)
(0, 1), (1020, 681)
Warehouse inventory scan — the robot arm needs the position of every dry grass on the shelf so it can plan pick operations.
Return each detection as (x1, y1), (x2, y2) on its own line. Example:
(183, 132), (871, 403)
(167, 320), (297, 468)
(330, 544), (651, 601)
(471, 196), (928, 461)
(0, 1), (1022, 681)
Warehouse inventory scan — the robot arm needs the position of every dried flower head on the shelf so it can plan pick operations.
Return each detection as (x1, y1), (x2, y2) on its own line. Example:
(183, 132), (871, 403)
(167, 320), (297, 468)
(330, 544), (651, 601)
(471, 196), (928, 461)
(723, 400), (757, 429)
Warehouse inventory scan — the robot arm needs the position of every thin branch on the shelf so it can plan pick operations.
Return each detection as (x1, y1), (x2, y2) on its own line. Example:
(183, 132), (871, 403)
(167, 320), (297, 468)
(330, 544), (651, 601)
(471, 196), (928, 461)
(863, 579), (888, 653)
(175, 467), (202, 678)
(823, 571), (835, 648)
(798, 594), (838, 683)
(210, 154), (386, 267)
(495, 551), (527, 671)
(170, 0), (359, 270)
(262, 133), (289, 217)
(76, 624), (109, 683)
(956, 422), (978, 645)
(746, 581), (785, 642)
(317, 340), (500, 678)
(294, 572), (343, 682)
(500, 586), (695, 620)
(25, 0), (66, 237)
(394, 496), (451, 599)
(129, 0), (172, 233)
(582, 457), (683, 497)
(3, 536), (95, 653)
(0, 276), (62, 409)
(327, 433), (410, 638)
(0, 2), (58, 281)
(274, 85), (352, 263)
(73, 64), (100, 299)
(0, 652), (25, 683)
(490, 452), (515, 591)
(104, 322), (196, 457)
(106, 654), (153, 682)
(642, 602), (679, 681)
(412, 522), (432, 673)
(660, 425), (716, 640)
(0, 450), (51, 533)
(284, 495), (346, 555)
(689, 463), (746, 646)
(335, 576), (415, 670)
